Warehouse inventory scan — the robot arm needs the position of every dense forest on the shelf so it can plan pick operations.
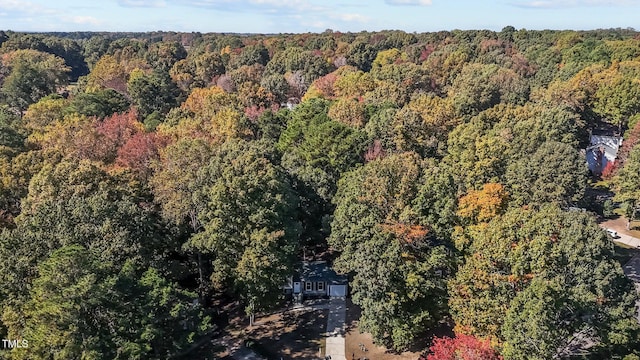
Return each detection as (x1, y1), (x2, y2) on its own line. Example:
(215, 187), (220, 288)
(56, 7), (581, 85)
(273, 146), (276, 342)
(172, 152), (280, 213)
(1, 27), (640, 359)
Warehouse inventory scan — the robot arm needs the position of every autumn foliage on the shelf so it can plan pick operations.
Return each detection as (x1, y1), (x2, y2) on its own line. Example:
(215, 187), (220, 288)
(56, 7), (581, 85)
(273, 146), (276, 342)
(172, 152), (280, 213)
(457, 183), (509, 223)
(94, 110), (144, 163)
(605, 116), (640, 178)
(425, 335), (502, 360)
(381, 221), (429, 244)
(115, 132), (169, 177)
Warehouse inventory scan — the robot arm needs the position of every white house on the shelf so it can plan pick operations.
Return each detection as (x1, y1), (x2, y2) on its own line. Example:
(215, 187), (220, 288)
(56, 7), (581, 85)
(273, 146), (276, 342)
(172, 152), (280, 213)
(586, 134), (622, 175)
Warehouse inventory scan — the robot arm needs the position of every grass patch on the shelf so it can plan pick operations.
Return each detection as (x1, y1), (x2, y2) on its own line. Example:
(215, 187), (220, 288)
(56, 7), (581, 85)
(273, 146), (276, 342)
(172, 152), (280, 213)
(613, 208), (626, 217)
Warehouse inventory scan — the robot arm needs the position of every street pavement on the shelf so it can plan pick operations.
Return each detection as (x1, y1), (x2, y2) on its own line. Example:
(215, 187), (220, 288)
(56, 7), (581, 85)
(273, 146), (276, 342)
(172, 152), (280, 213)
(607, 229), (640, 248)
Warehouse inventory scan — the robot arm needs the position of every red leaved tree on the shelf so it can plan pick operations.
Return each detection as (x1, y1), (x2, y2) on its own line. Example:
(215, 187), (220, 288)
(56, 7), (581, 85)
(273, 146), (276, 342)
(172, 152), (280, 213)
(607, 117), (640, 178)
(424, 335), (502, 360)
(116, 132), (169, 179)
(94, 110), (143, 164)
(364, 139), (386, 162)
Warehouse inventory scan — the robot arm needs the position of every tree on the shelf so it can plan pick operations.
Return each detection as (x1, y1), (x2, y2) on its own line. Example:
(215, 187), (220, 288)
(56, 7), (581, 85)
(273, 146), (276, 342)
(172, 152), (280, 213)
(448, 206), (640, 357)
(501, 278), (573, 360)
(185, 140), (300, 320)
(3, 245), (213, 360)
(229, 43), (270, 69)
(150, 138), (214, 298)
(426, 334), (502, 360)
(264, 46), (331, 87)
(192, 52), (226, 86)
(0, 106), (25, 152)
(330, 153), (453, 350)
(346, 40), (377, 72)
(1, 49), (70, 112)
(592, 61), (640, 129)
(127, 68), (181, 120)
(0, 158), (178, 348)
(0, 34), (88, 81)
(5, 245), (107, 359)
(93, 110), (145, 164)
(159, 86), (248, 143)
(413, 160), (459, 240)
(17, 158), (164, 268)
(277, 98), (368, 247)
(457, 183), (509, 224)
(505, 141), (586, 207)
(333, 69), (375, 99)
(445, 103), (582, 191)
(260, 73), (290, 104)
(82, 35), (111, 69)
(70, 89), (130, 119)
(613, 145), (640, 228)
(115, 132), (168, 179)
(448, 63), (528, 116)
(145, 40), (187, 71)
(328, 98), (367, 128)
(84, 54), (129, 94)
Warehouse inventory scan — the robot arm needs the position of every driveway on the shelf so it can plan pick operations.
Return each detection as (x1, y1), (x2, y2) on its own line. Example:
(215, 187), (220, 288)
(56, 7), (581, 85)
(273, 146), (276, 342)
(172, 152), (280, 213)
(303, 298), (347, 360)
(325, 298), (347, 360)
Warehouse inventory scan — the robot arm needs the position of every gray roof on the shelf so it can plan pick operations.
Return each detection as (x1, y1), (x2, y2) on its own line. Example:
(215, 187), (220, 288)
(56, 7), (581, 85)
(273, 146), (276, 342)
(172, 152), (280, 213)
(296, 261), (347, 284)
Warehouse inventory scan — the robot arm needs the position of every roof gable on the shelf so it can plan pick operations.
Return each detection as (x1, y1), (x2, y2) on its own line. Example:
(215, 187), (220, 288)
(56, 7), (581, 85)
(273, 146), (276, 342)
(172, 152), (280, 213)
(297, 261), (347, 284)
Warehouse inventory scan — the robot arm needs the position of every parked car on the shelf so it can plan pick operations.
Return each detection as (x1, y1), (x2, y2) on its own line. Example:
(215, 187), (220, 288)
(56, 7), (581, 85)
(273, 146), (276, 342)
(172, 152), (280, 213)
(606, 228), (620, 239)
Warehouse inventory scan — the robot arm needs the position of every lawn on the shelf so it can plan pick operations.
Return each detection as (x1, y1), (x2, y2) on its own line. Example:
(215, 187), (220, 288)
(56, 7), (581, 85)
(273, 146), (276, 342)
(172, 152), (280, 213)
(248, 308), (328, 359)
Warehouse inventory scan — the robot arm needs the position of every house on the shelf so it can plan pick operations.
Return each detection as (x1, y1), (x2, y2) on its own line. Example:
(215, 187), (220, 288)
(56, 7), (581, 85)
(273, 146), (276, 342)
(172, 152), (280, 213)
(586, 133), (622, 175)
(282, 97), (300, 110)
(283, 261), (348, 299)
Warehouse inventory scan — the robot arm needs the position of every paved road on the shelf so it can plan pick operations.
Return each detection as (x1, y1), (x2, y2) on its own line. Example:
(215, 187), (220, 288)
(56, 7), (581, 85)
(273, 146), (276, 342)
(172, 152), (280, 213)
(611, 230), (640, 248)
(599, 219), (640, 248)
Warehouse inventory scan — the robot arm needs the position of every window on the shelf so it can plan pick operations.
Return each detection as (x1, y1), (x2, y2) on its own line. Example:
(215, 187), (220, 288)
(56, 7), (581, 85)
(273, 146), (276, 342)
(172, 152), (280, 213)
(305, 282), (312, 291)
(317, 282), (324, 292)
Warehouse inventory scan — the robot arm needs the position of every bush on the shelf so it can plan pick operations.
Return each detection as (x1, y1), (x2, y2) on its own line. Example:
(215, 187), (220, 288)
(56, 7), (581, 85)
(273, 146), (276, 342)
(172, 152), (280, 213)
(603, 199), (616, 218)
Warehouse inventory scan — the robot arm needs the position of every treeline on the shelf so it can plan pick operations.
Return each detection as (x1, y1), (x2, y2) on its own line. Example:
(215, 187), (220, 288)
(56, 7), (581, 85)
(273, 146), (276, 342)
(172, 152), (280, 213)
(0, 27), (640, 359)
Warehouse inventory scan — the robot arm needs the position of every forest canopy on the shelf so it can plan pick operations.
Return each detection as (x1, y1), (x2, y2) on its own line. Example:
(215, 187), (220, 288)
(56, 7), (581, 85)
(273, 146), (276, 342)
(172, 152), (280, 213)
(0, 27), (640, 359)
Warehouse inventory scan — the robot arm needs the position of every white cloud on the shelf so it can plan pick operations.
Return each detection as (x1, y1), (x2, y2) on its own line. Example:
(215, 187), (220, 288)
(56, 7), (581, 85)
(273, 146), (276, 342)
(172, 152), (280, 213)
(331, 13), (370, 23)
(385, 0), (432, 5)
(249, 0), (305, 6)
(513, 0), (636, 8)
(118, 0), (166, 7)
(181, 0), (311, 11)
(0, 0), (57, 15)
(67, 15), (103, 26)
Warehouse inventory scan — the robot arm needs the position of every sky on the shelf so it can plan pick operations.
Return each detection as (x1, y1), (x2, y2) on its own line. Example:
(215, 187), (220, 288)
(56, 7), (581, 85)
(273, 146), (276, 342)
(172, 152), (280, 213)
(0, 0), (639, 34)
